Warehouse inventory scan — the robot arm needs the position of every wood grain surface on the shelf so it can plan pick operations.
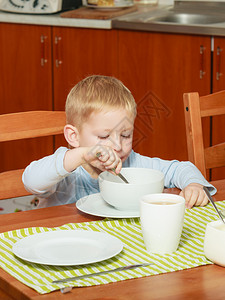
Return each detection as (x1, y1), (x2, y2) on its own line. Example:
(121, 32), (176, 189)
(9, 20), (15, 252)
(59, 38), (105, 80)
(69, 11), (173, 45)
(60, 5), (137, 19)
(0, 181), (224, 299)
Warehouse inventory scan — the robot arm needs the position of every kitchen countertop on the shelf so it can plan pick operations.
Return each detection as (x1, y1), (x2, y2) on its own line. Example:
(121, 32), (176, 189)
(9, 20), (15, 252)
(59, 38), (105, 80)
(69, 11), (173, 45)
(112, 4), (225, 36)
(1, 3), (225, 36)
(0, 9), (112, 29)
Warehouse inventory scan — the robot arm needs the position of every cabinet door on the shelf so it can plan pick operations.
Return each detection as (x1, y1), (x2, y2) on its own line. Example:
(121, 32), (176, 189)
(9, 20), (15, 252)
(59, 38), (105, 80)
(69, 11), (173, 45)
(118, 31), (211, 162)
(212, 37), (225, 180)
(0, 23), (53, 172)
(52, 27), (118, 148)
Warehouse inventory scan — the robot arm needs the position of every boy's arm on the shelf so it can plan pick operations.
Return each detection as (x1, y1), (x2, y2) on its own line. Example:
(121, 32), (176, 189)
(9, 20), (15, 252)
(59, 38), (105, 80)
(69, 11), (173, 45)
(127, 152), (215, 193)
(126, 152), (215, 208)
(22, 147), (69, 195)
(179, 183), (209, 209)
(152, 159), (216, 208)
(23, 145), (122, 196)
(151, 159), (215, 193)
(64, 145), (122, 174)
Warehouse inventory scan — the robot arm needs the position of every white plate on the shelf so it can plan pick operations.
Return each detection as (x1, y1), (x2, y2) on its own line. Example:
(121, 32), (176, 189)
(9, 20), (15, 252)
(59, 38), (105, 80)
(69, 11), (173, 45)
(13, 230), (123, 266)
(76, 193), (140, 218)
(85, 3), (134, 10)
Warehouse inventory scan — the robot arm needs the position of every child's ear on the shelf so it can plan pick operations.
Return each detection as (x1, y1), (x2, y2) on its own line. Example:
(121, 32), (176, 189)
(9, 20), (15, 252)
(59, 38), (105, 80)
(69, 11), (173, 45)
(64, 124), (80, 148)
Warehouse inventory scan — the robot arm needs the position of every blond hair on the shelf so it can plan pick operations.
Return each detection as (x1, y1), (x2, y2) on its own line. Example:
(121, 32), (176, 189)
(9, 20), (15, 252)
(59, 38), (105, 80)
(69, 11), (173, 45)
(65, 75), (136, 128)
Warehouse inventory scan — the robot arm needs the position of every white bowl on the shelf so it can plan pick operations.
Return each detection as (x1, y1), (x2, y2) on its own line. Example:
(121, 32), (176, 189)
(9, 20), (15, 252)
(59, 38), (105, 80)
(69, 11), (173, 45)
(204, 220), (225, 267)
(98, 168), (164, 211)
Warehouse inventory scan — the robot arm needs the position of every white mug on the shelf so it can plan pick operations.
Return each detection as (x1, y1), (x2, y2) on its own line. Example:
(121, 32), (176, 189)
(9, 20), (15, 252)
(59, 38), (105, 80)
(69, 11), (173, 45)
(140, 193), (185, 254)
(204, 220), (225, 267)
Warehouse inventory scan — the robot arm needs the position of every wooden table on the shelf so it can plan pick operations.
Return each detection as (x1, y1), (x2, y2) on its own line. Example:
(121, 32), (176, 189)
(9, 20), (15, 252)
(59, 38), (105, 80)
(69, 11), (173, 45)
(0, 180), (225, 300)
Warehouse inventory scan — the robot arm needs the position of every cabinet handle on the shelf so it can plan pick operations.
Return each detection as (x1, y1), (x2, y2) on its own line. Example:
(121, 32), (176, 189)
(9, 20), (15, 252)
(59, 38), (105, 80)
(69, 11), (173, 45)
(200, 45), (206, 79)
(40, 35), (48, 67)
(216, 46), (223, 81)
(55, 36), (62, 68)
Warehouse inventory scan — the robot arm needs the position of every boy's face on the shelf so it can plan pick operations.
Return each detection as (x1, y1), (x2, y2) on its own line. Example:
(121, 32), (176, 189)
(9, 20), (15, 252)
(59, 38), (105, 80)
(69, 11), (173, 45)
(78, 109), (135, 162)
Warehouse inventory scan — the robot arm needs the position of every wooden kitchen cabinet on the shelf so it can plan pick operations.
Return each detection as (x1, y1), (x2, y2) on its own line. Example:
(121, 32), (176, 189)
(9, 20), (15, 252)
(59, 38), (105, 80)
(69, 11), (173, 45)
(118, 30), (211, 163)
(53, 27), (118, 108)
(52, 27), (118, 148)
(0, 22), (217, 181)
(0, 24), (119, 172)
(211, 37), (225, 180)
(0, 23), (54, 172)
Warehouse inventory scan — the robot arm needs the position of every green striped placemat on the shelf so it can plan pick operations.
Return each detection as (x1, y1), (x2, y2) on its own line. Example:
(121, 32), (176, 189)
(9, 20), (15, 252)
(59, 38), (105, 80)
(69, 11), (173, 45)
(0, 201), (225, 294)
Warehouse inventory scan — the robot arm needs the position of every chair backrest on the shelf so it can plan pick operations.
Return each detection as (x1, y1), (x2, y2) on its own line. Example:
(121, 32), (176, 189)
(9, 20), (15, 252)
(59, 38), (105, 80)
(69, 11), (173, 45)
(0, 111), (66, 200)
(183, 91), (225, 178)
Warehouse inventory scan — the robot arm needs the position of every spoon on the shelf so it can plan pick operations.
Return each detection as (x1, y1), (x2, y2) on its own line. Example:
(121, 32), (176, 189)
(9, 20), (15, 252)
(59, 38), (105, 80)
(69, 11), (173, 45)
(203, 186), (225, 224)
(96, 152), (129, 184)
(111, 168), (129, 184)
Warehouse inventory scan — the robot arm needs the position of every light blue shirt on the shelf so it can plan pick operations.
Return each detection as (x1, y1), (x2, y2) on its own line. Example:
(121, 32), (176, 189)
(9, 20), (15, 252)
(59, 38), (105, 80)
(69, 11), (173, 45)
(22, 147), (216, 208)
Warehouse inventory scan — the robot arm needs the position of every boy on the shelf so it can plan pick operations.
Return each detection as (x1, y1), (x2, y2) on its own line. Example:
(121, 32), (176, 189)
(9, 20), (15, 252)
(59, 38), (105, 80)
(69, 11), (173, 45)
(22, 75), (216, 209)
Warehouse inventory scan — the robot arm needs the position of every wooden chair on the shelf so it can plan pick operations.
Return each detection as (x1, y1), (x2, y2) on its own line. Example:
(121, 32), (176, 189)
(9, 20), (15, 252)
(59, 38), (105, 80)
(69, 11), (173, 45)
(0, 111), (66, 200)
(183, 90), (225, 178)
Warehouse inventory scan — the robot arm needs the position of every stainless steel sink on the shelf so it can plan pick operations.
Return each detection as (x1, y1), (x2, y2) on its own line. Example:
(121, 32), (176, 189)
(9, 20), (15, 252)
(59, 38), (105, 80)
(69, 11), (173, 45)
(147, 13), (225, 25)
(112, 1), (225, 34)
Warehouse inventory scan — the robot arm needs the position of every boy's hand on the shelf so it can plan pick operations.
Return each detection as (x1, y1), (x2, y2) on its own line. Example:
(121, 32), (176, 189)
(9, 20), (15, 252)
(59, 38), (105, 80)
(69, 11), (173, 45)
(179, 183), (209, 209)
(84, 145), (122, 174)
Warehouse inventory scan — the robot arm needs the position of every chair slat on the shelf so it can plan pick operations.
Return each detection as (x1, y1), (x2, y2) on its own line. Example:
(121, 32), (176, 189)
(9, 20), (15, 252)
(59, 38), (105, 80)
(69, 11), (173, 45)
(183, 91), (225, 178)
(200, 91), (225, 117)
(205, 143), (225, 169)
(0, 111), (66, 142)
(183, 92), (206, 177)
(0, 169), (30, 200)
(0, 111), (66, 201)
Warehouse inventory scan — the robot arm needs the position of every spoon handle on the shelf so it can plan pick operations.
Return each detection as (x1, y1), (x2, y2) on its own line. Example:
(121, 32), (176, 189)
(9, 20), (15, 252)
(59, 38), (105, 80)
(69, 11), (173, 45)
(117, 173), (129, 184)
(203, 186), (225, 224)
(111, 168), (129, 184)
(96, 152), (129, 184)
